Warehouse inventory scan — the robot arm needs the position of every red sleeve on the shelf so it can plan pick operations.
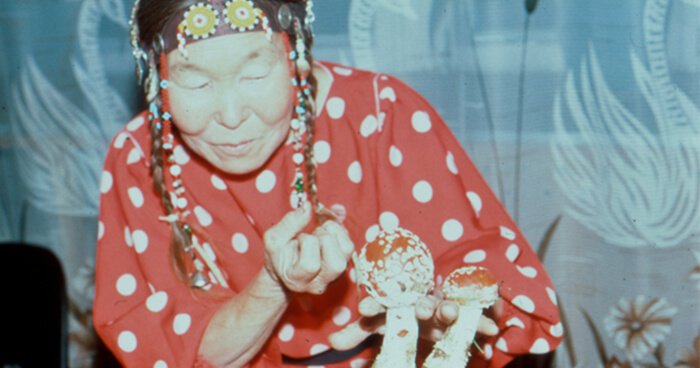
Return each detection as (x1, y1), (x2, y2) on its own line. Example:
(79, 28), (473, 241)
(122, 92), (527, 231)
(369, 76), (563, 367)
(93, 119), (234, 368)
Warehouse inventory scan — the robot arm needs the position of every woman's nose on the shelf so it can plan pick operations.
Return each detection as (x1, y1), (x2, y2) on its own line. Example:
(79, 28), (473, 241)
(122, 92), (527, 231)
(215, 87), (251, 129)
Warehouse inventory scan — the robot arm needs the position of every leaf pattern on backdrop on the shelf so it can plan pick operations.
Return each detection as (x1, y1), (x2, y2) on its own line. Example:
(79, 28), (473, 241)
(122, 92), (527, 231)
(10, 1), (131, 366)
(552, 0), (700, 249)
(675, 335), (700, 368)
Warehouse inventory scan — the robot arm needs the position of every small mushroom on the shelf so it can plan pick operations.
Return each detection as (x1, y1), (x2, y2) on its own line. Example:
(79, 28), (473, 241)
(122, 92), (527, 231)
(423, 266), (499, 368)
(355, 228), (434, 368)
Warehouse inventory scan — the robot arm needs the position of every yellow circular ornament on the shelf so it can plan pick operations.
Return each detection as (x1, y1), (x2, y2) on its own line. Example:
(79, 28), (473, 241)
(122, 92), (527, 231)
(183, 3), (220, 39)
(224, 0), (260, 31)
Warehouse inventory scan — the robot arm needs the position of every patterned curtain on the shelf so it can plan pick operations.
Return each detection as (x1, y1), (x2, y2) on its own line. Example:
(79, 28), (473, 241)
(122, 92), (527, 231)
(1, 0), (698, 366)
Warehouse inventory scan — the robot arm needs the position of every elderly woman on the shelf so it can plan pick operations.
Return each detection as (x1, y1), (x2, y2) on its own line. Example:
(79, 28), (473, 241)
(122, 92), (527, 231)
(93, 0), (563, 367)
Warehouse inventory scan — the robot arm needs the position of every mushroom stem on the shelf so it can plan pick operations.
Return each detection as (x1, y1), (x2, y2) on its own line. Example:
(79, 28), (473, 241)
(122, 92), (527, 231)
(423, 305), (483, 368)
(373, 306), (419, 368)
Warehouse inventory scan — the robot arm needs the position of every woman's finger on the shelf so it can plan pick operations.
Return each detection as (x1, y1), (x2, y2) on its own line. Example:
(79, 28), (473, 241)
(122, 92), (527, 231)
(263, 202), (311, 252)
(435, 300), (459, 325)
(358, 296), (385, 317)
(315, 227), (348, 281)
(329, 316), (384, 351)
(287, 233), (321, 285)
(477, 315), (499, 336)
(321, 221), (355, 257)
(415, 295), (439, 320)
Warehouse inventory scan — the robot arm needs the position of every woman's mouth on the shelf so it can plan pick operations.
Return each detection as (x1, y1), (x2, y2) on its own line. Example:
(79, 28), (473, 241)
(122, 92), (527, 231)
(216, 139), (255, 157)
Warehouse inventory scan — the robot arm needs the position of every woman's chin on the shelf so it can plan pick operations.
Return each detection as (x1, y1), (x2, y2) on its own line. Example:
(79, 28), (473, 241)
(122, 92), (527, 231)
(212, 158), (263, 176)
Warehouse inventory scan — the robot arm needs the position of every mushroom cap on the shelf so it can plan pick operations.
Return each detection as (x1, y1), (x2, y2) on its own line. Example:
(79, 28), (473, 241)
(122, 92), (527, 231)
(355, 228), (434, 307)
(441, 266), (498, 307)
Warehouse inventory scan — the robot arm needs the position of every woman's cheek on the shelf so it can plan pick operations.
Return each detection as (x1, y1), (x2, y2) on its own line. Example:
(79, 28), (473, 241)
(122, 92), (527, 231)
(254, 80), (293, 126)
(170, 91), (211, 135)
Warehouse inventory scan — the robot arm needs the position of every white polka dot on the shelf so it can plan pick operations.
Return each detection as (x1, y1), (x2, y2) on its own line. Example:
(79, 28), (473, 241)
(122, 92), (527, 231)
(360, 115), (379, 137)
(389, 146), (403, 167)
(380, 87), (396, 102)
(194, 206), (213, 227)
(446, 152), (458, 174)
(350, 358), (368, 368)
(506, 244), (520, 262)
(146, 291), (168, 313)
(516, 265), (538, 279)
(203, 242), (216, 261)
(126, 116), (145, 131)
(114, 132), (128, 148)
(278, 323), (295, 342)
(128, 187), (144, 208)
(333, 66), (353, 76)
(379, 212), (399, 232)
(442, 219), (464, 242)
(231, 233), (249, 254)
(348, 161), (363, 183)
(411, 111), (432, 133)
(211, 175), (227, 190)
(506, 317), (525, 329)
(326, 97), (346, 119)
(127, 148), (141, 165)
(365, 224), (380, 242)
(153, 361), (168, 368)
(173, 146), (190, 165)
(310, 344), (329, 355)
(173, 313), (191, 335)
(530, 338), (550, 354)
(124, 226), (133, 247)
(500, 226), (516, 240)
(512, 295), (536, 313)
(314, 141), (331, 164)
(466, 192), (482, 217)
(546, 287), (558, 306)
(132, 230), (149, 254)
(100, 171), (113, 193)
(484, 344), (493, 359)
(116, 274), (137, 296)
(256, 170), (277, 193)
(463, 249), (486, 263)
(98, 221), (105, 240)
(496, 337), (508, 352)
(549, 322), (564, 337)
(118, 331), (137, 353)
(332, 306), (352, 326)
(412, 181), (433, 203)
(349, 268), (357, 283)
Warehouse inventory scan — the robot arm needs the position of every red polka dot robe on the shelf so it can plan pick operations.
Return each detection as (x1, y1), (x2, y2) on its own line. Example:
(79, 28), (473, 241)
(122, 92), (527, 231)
(94, 62), (563, 368)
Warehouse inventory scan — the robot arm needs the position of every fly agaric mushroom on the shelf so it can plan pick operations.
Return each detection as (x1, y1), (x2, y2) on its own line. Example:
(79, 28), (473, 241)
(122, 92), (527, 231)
(423, 266), (499, 368)
(355, 227), (435, 368)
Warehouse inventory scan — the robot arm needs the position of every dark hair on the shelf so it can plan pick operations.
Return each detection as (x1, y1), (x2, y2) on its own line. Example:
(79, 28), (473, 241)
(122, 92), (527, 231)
(134, 0), (329, 288)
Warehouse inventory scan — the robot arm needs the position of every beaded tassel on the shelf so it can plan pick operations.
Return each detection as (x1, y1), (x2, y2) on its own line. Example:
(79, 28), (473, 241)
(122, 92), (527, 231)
(284, 32), (312, 209)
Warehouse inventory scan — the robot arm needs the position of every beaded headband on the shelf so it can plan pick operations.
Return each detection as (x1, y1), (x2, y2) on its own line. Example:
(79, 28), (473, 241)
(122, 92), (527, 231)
(129, 0), (317, 289)
(161, 0), (308, 56)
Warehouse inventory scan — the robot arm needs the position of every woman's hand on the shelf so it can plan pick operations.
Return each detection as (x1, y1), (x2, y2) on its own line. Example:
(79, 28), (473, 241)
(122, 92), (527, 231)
(329, 296), (502, 351)
(263, 202), (354, 295)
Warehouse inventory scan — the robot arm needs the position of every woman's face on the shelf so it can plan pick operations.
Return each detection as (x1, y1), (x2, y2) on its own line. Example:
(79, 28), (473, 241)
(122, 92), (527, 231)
(167, 32), (293, 175)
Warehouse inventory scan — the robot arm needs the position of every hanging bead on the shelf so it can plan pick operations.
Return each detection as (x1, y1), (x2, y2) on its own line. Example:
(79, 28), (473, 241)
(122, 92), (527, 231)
(191, 271), (210, 289)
